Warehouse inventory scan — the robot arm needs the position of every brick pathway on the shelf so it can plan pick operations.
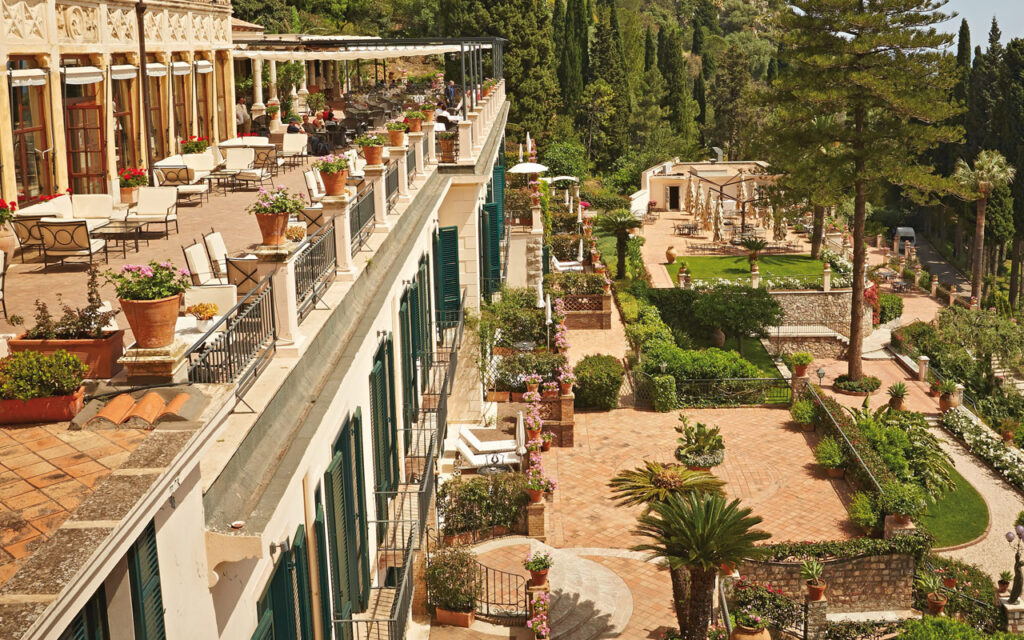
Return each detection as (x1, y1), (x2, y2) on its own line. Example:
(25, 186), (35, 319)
(814, 358), (938, 416)
(544, 407), (857, 550)
(581, 555), (676, 639)
(0, 424), (148, 586)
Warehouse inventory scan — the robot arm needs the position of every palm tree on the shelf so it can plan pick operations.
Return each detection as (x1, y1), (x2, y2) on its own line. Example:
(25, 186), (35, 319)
(634, 492), (771, 640)
(596, 208), (642, 279)
(608, 461), (724, 510)
(953, 150), (1016, 303)
(739, 237), (769, 265)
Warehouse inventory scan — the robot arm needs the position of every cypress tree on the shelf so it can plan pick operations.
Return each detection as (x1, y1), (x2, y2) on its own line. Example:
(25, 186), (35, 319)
(1004, 39), (1024, 305)
(662, 28), (699, 142)
(553, 0), (566, 63)
(967, 21), (1005, 157)
(692, 22), (704, 56)
(644, 26), (656, 72)
(694, 70), (707, 128)
(765, 57), (778, 85)
(657, 26), (669, 79)
(589, 2), (630, 163)
(559, 0), (585, 110)
(492, 0), (561, 136)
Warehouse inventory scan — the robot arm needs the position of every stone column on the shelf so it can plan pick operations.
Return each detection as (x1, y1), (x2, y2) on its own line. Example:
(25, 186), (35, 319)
(790, 375), (809, 400)
(1000, 599), (1024, 633)
(949, 285), (956, 307)
(267, 60), (281, 131)
(321, 196), (354, 281)
(99, 53), (119, 198)
(222, 51), (238, 140)
(393, 146), (410, 201)
(930, 274), (938, 297)
(254, 247), (305, 355)
(472, 106), (484, 152)
(805, 597), (827, 640)
(409, 132), (425, 177)
(426, 126), (437, 164)
(884, 515), (917, 538)
(251, 57), (266, 118)
(917, 356), (930, 382)
(298, 60), (309, 97)
(363, 165), (390, 231)
(41, 54), (70, 191)
(750, 263), (760, 289)
(458, 120), (473, 163)
(913, 264), (922, 289)
(823, 263), (831, 292)
(530, 205), (543, 235)
(0, 54), (16, 199)
(526, 502), (546, 541)
(875, 233), (884, 248)
(955, 383), (965, 407)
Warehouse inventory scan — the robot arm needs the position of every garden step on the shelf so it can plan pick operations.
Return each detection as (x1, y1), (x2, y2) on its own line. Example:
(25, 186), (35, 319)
(826, 609), (921, 623)
(544, 551), (631, 640)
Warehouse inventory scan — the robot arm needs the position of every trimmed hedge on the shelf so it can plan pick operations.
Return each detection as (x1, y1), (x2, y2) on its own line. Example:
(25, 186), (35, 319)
(757, 531), (932, 562)
(651, 375), (677, 412)
(878, 293), (904, 324)
(834, 374), (882, 393)
(544, 272), (606, 296)
(574, 354), (624, 411)
(549, 233), (582, 261)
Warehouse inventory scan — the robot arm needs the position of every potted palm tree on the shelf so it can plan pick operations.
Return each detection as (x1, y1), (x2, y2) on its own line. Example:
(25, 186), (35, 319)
(915, 571), (947, 616)
(1000, 570), (1013, 595)
(247, 187), (306, 247)
(887, 382), (908, 411)
(635, 492), (770, 640)
(674, 416), (725, 472)
(740, 237), (769, 266)
(814, 436), (845, 478)
(953, 150), (1016, 304)
(801, 559), (827, 600)
(426, 545), (480, 628)
(356, 134), (386, 166)
(596, 209), (642, 280)
(106, 262), (191, 349)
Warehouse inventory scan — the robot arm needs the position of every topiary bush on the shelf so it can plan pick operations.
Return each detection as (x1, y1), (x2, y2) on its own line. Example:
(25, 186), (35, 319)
(574, 354), (624, 410)
(790, 399), (814, 426)
(0, 350), (87, 400)
(878, 293), (904, 324)
(652, 375), (677, 412)
(834, 374), (882, 393)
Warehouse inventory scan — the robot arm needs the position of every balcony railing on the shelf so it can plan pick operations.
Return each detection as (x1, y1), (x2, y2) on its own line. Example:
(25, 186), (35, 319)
(351, 184), (376, 255)
(385, 162), (399, 208)
(295, 220), (338, 322)
(421, 134), (429, 166)
(406, 145), (416, 185)
(185, 273), (277, 396)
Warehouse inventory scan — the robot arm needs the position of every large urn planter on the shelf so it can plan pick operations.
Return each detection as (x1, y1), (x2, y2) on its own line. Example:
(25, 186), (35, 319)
(363, 145), (384, 166)
(711, 327), (726, 348)
(120, 186), (139, 205)
(256, 212), (290, 246)
(939, 394), (953, 412)
(320, 171), (348, 195)
(388, 129), (406, 147)
(434, 608), (474, 628)
(120, 295), (181, 349)
(0, 387), (85, 425)
(666, 246), (677, 265)
(730, 626), (771, 640)
(794, 364), (809, 377)
(7, 331), (125, 379)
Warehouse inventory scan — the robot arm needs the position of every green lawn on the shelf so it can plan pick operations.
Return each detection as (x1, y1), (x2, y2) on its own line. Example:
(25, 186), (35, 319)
(920, 464), (989, 548)
(666, 254), (825, 283)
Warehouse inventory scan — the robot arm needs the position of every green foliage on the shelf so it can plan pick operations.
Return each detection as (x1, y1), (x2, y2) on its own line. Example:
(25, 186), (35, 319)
(608, 460), (724, 507)
(573, 354), (624, 411)
(304, 91), (327, 114)
(548, 233), (582, 261)
(814, 436), (844, 469)
(878, 293), (904, 325)
(758, 531), (933, 562)
(436, 473), (529, 536)
(888, 382), (908, 401)
(541, 139), (589, 178)
(790, 352), (813, 367)
(652, 375), (677, 413)
(834, 375), (882, 393)
(674, 416), (725, 468)
(493, 352), (567, 392)
(731, 578), (804, 631)
(895, 613), (1011, 638)
(690, 284), (784, 347)
(425, 545), (481, 613)
(825, 620), (907, 640)
(543, 271), (606, 296)
(848, 491), (882, 533)
(105, 262), (190, 301)
(790, 399), (814, 426)
(14, 266), (117, 340)
(0, 350), (87, 400)
(879, 481), (927, 518)
(912, 557), (999, 633)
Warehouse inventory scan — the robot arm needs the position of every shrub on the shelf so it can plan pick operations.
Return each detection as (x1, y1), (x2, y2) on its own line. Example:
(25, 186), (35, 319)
(941, 408), (1024, 494)
(878, 293), (904, 324)
(825, 621), (907, 640)
(731, 579), (803, 631)
(834, 375), (882, 393)
(878, 481), (926, 518)
(493, 352), (568, 392)
(425, 545), (481, 613)
(549, 233), (582, 261)
(674, 417), (725, 468)
(541, 140), (590, 178)
(0, 350), (88, 401)
(580, 184), (629, 211)
(759, 532), (932, 562)
(574, 354), (624, 410)
(652, 375), (677, 412)
(544, 272), (606, 296)
(790, 400), (814, 426)
(848, 491), (881, 533)
(814, 436), (845, 469)
(790, 352), (814, 367)
(13, 265), (117, 339)
(895, 615), (1013, 639)
(436, 474), (529, 536)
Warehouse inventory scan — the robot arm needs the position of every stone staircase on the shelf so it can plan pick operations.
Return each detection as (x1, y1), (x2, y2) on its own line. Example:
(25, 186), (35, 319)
(546, 548), (632, 640)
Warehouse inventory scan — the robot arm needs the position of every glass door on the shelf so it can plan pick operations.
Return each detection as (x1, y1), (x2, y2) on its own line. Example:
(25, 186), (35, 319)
(65, 102), (106, 194)
(11, 83), (52, 204)
(113, 78), (139, 170)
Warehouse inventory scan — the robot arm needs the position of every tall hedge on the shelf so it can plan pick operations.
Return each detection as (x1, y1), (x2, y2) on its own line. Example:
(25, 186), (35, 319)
(574, 354), (624, 410)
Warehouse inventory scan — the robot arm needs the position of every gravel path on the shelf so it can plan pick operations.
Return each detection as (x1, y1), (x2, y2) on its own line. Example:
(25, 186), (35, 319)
(931, 426), (1024, 581)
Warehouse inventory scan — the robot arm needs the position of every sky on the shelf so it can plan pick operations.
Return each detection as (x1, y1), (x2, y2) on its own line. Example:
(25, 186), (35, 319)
(940, 0), (1024, 43)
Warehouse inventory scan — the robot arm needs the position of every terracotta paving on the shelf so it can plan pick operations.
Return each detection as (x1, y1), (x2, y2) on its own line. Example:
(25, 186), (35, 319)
(814, 358), (939, 416)
(0, 424), (148, 587)
(582, 555), (677, 640)
(544, 407), (858, 550)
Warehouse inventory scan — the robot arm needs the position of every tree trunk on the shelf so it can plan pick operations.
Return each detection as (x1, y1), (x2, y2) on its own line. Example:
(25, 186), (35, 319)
(810, 205), (825, 259)
(848, 179), (867, 380)
(971, 196), (987, 303)
(955, 213), (964, 258)
(616, 232), (628, 280)
(1009, 238), (1021, 308)
(684, 566), (717, 640)
(669, 567), (691, 636)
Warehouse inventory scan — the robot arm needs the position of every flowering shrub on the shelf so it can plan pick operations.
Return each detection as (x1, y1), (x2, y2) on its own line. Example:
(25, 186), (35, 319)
(181, 135), (210, 154)
(385, 121), (409, 131)
(355, 134), (386, 147)
(247, 186), (306, 216)
(557, 364), (576, 387)
(542, 381), (559, 393)
(525, 466), (556, 492)
(941, 408), (1024, 492)
(0, 198), (16, 225)
(525, 373), (543, 386)
(523, 551), (553, 572)
(528, 591), (550, 638)
(106, 262), (191, 301)
(734, 607), (766, 630)
(312, 154), (348, 175)
(117, 167), (148, 188)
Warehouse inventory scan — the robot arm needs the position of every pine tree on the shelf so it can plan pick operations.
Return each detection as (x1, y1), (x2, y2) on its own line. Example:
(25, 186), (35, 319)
(661, 28), (700, 142)
(644, 26), (656, 72)
(762, 0), (961, 380)
(492, 0), (562, 137)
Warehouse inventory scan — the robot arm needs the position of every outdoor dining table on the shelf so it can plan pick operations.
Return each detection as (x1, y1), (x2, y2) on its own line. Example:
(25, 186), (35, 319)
(891, 279), (908, 293)
(675, 223), (698, 235)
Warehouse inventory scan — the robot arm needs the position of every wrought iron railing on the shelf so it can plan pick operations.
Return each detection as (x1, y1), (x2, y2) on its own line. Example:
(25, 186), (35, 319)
(675, 377), (792, 406)
(406, 145), (416, 184)
(805, 385), (884, 494)
(718, 579), (733, 635)
(351, 184), (375, 255)
(185, 273), (276, 397)
(333, 529), (416, 640)
(386, 162), (399, 207)
(294, 221), (337, 322)
(422, 134), (429, 165)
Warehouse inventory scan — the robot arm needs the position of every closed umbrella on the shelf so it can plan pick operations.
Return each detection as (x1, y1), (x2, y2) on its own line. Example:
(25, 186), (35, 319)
(516, 411), (526, 457)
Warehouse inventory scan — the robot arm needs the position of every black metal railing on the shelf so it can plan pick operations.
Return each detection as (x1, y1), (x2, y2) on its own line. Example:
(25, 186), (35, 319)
(185, 273), (276, 397)
(351, 184), (376, 255)
(294, 221), (337, 322)
(386, 162), (399, 206)
(333, 529), (416, 640)
(805, 385), (884, 494)
(422, 134), (429, 165)
(718, 579), (733, 635)
(406, 145), (416, 184)
(675, 377), (792, 407)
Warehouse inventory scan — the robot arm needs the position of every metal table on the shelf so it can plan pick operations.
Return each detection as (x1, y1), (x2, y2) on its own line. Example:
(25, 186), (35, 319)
(91, 220), (146, 258)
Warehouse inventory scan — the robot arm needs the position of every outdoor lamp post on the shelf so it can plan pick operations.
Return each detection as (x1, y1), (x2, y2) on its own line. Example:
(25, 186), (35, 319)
(816, 367), (826, 386)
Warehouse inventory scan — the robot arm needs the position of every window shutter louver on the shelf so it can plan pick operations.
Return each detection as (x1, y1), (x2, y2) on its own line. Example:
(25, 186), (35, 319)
(128, 522), (166, 640)
(323, 453), (353, 623)
(438, 226), (460, 324)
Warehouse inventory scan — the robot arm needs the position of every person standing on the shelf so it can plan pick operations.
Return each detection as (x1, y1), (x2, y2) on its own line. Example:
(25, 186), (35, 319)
(444, 80), (457, 109)
(235, 97), (251, 135)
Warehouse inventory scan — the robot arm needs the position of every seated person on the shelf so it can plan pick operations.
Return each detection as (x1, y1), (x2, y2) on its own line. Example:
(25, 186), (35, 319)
(312, 115), (325, 129)
(286, 118), (302, 134)
(322, 108), (334, 122)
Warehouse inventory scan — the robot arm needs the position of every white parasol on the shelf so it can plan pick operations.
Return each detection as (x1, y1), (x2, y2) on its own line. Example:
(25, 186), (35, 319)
(508, 162), (548, 174)
(714, 198), (724, 242)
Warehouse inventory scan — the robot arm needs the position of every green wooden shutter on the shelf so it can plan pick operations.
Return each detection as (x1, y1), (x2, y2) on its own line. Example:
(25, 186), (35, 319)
(542, 244), (550, 276)
(493, 164), (506, 241)
(250, 613), (274, 640)
(385, 338), (398, 489)
(370, 358), (390, 542)
(432, 230), (443, 330)
(323, 453), (353, 623)
(59, 587), (110, 640)
(398, 295), (415, 450)
(314, 502), (333, 639)
(291, 526), (313, 640)
(345, 410), (370, 607)
(438, 226), (460, 325)
(417, 259), (433, 377)
(252, 552), (298, 640)
(483, 203), (500, 292)
(128, 522), (166, 640)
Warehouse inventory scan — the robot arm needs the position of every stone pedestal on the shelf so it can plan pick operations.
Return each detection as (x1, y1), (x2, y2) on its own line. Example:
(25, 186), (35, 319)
(913, 264), (922, 288)
(1000, 597), (1024, 633)
(806, 597), (827, 640)
(119, 341), (189, 385)
(530, 205), (543, 235)
(458, 120), (473, 164)
(917, 356), (930, 382)
(362, 164), (390, 231)
(790, 375), (809, 400)
(930, 275), (938, 297)
(426, 127), (437, 164)
(823, 264), (832, 292)
(254, 243), (305, 356)
(390, 146), (410, 201)
(408, 132), (425, 177)
(321, 194), (354, 280)
(526, 502), (546, 542)
(751, 265), (760, 289)
(884, 515), (917, 539)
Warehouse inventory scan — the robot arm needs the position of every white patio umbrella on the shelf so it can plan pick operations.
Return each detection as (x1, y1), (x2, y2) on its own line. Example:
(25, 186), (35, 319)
(577, 238), (584, 261)
(515, 411), (526, 457)
(508, 162), (548, 174)
(518, 144), (523, 162)
(526, 132), (532, 156)
(535, 280), (545, 308)
(714, 198), (724, 242)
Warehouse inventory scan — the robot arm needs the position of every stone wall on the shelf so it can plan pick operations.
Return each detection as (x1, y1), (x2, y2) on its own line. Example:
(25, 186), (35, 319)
(561, 294), (613, 330)
(765, 335), (848, 359)
(770, 289), (873, 339)
(737, 554), (915, 614)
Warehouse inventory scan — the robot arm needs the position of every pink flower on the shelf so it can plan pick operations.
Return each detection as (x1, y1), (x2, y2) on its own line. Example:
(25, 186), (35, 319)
(178, 268), (191, 276)
(160, 261), (172, 268)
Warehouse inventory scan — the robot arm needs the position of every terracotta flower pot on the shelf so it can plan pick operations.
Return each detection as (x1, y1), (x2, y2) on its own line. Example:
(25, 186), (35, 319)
(827, 467), (845, 479)
(120, 186), (138, 205)
(807, 580), (827, 601)
(890, 399), (905, 412)
(528, 569), (549, 587)
(256, 212), (290, 246)
(8, 331), (125, 379)
(999, 580), (1010, 594)
(926, 593), (947, 616)
(894, 513), (912, 525)
(434, 608), (474, 628)
(943, 577), (957, 589)
(320, 171), (348, 195)
(422, 109), (436, 122)
(439, 138), (457, 163)
(939, 395), (952, 412)
(801, 422), (815, 432)
(363, 145), (384, 166)
(720, 562), (736, 575)
(794, 364), (809, 377)
(487, 391), (510, 402)
(542, 390), (558, 399)
(560, 382), (572, 395)
(687, 465), (710, 472)
(119, 294), (181, 349)
(527, 429), (541, 441)
(0, 387), (85, 425)
(730, 625), (770, 640)
(527, 383), (540, 393)
(1003, 431), (1015, 443)
(527, 488), (544, 504)
(407, 118), (423, 133)
(388, 129), (406, 147)
(541, 440), (551, 452)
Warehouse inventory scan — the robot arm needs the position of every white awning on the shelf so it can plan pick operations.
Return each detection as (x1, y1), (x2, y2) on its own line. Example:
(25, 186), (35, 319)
(194, 60), (214, 74)
(8, 69), (47, 87)
(61, 66), (104, 85)
(146, 63), (168, 77)
(110, 65), (138, 81)
(232, 44), (472, 62)
(171, 61), (192, 76)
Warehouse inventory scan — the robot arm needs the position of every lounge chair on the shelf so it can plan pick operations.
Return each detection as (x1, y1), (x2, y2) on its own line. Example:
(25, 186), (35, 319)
(10, 214), (45, 262)
(182, 241), (227, 286)
(551, 256), (584, 273)
(126, 187), (178, 236)
(224, 147), (272, 191)
(280, 133), (309, 167)
(304, 170), (325, 206)
(202, 230), (229, 278)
